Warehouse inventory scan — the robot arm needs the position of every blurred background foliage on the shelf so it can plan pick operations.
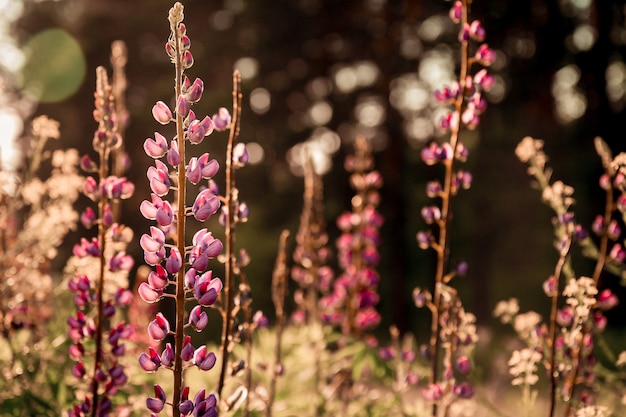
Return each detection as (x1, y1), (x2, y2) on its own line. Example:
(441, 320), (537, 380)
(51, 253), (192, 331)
(1, 0), (626, 343)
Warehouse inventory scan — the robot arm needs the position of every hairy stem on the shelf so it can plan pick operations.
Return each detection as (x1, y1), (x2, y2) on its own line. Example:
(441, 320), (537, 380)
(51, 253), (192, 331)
(173, 23), (186, 417)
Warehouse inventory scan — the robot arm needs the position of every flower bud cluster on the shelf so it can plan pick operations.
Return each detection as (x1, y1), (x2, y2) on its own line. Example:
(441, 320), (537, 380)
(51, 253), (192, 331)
(435, 1), (495, 132)
(319, 136), (383, 337)
(67, 67), (135, 417)
(138, 3), (228, 416)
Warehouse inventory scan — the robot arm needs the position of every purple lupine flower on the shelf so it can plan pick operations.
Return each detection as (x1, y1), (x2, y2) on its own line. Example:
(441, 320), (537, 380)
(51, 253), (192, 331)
(212, 107), (231, 130)
(146, 384), (167, 413)
(193, 345), (217, 371)
(148, 160), (172, 196)
(192, 189), (221, 222)
(189, 305), (208, 331)
(147, 312), (170, 341)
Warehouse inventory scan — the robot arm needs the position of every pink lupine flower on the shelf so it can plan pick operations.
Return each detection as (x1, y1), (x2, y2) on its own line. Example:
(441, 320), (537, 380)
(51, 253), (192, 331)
(212, 107), (231, 130)
(147, 160), (171, 196)
(147, 312), (170, 341)
(139, 348), (162, 372)
(144, 132), (169, 158)
(233, 142), (249, 167)
(152, 101), (173, 125)
(185, 77), (204, 103)
(192, 189), (221, 222)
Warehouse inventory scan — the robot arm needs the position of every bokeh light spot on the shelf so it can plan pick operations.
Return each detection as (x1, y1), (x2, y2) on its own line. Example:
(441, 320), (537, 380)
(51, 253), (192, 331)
(250, 87), (271, 114)
(20, 28), (86, 103)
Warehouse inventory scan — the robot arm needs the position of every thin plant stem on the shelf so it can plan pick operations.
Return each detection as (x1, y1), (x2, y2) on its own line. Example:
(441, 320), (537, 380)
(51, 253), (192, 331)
(429, 2), (470, 416)
(217, 70), (242, 399)
(548, 236), (572, 417)
(173, 18), (186, 416)
(267, 230), (290, 417)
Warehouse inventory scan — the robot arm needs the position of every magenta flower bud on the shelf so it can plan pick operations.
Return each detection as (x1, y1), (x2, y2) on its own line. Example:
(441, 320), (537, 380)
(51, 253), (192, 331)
(109, 252), (134, 272)
(165, 40), (176, 58)
(416, 231), (432, 250)
(176, 95), (190, 117)
(146, 384), (167, 413)
(475, 43), (496, 66)
(80, 207), (97, 229)
(439, 111), (459, 131)
(161, 343), (174, 367)
(101, 204), (113, 227)
(455, 355), (472, 375)
(179, 386), (193, 415)
(187, 119), (205, 144)
(72, 361), (86, 378)
(148, 264), (169, 290)
(152, 101), (173, 125)
(194, 273), (223, 306)
(69, 343), (84, 360)
(543, 276), (557, 297)
(137, 282), (158, 304)
(355, 307), (380, 329)
(453, 382), (474, 398)
(181, 335), (195, 361)
(614, 172), (626, 188)
(198, 153), (219, 178)
(469, 20), (486, 41)
(609, 243), (626, 263)
(114, 288), (132, 305)
(167, 139), (181, 167)
(592, 214), (604, 235)
(192, 189), (221, 222)
(233, 142), (249, 168)
(421, 205), (441, 224)
(180, 34), (191, 50)
(148, 312), (170, 341)
(185, 78), (204, 103)
(194, 346), (217, 371)
(421, 142), (439, 166)
(236, 202), (249, 223)
(103, 300), (116, 318)
(608, 220), (621, 240)
(449, 0), (462, 23)
(556, 306), (574, 327)
(181, 50), (194, 68)
(189, 305), (209, 331)
(187, 156), (203, 184)
(474, 69), (495, 91)
(596, 289), (619, 310)
(422, 383), (444, 401)
(80, 154), (97, 173)
(166, 247), (183, 274)
(461, 106), (479, 129)
(84, 176), (98, 199)
(185, 268), (198, 289)
(139, 347), (162, 372)
(144, 132), (169, 158)
(212, 107), (231, 131)
(148, 160), (171, 196)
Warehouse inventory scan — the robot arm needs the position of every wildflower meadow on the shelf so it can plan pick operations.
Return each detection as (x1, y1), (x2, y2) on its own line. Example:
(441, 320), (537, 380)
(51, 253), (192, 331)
(1, 1), (626, 416)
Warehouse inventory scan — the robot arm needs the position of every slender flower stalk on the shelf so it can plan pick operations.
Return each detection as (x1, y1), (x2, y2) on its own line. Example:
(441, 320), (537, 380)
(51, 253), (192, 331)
(68, 66), (135, 417)
(319, 135), (383, 339)
(415, 1), (492, 415)
(138, 4), (227, 416)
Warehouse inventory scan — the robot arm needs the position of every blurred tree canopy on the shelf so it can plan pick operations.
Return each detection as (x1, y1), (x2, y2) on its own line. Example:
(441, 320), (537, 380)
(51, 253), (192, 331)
(6, 0), (626, 338)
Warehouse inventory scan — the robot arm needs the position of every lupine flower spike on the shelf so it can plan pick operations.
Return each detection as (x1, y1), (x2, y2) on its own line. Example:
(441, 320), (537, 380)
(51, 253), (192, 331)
(67, 66), (135, 417)
(416, 1), (491, 415)
(138, 3), (225, 416)
(319, 135), (383, 340)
